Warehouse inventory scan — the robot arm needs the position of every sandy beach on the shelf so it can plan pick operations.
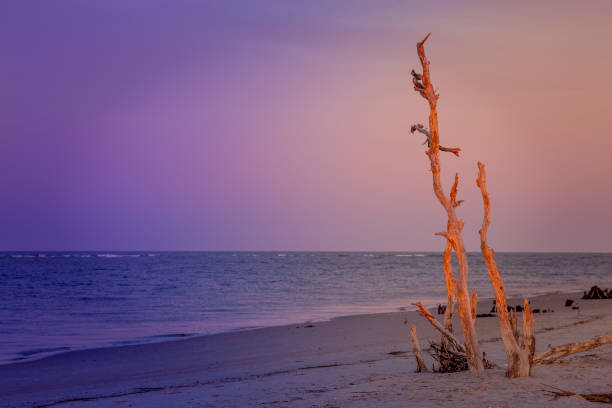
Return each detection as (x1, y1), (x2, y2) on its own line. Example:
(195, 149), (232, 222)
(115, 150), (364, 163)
(1, 291), (610, 407)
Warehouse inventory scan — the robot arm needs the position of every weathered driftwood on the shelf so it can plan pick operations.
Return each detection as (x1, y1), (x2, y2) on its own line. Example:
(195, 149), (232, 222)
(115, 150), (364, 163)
(411, 301), (465, 353)
(410, 324), (428, 372)
(542, 384), (612, 404)
(582, 285), (611, 299)
(429, 341), (468, 373)
(521, 299), (535, 365)
(533, 329), (612, 365)
(442, 240), (455, 348)
(476, 162), (534, 378)
(509, 309), (519, 343)
(411, 33), (483, 372)
(470, 290), (477, 321)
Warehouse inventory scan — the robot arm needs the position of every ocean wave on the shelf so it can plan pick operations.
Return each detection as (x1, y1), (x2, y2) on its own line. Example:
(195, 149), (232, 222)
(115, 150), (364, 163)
(18, 346), (71, 357)
(9, 253), (156, 259)
(95, 254), (146, 258)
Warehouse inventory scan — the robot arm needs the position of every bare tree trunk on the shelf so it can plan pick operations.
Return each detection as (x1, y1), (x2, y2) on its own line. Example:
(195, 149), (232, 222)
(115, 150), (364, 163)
(522, 299), (535, 365)
(411, 34), (483, 373)
(533, 330), (612, 365)
(410, 324), (428, 372)
(509, 309), (519, 343)
(470, 290), (477, 321)
(442, 240), (455, 348)
(476, 162), (532, 378)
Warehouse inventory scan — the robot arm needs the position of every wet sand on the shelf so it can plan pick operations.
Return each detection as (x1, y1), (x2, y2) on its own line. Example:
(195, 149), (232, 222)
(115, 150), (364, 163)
(1, 291), (611, 407)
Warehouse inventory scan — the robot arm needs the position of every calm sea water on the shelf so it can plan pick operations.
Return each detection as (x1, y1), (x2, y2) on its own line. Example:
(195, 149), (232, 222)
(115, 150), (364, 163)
(1, 251), (611, 365)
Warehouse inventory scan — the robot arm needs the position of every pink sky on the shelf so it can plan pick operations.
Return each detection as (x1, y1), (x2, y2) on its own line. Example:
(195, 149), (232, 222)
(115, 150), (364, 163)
(1, 1), (612, 251)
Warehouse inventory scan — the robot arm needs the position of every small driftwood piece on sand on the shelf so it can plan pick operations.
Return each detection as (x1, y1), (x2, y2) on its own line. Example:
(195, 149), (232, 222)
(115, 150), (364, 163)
(410, 324), (428, 372)
(542, 384), (612, 404)
(410, 33), (483, 372)
(477, 162), (535, 378)
(533, 329), (612, 365)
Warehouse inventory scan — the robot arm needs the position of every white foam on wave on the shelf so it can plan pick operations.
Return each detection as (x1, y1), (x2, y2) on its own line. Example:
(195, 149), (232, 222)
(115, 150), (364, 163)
(97, 253), (155, 258)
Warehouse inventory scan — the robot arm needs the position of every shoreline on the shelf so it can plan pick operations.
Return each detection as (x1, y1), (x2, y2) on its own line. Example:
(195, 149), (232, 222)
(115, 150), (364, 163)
(1, 288), (580, 368)
(2, 290), (611, 407)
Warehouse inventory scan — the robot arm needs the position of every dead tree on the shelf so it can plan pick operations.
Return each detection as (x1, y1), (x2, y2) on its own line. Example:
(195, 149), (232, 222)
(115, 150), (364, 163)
(476, 162), (535, 377)
(410, 33), (484, 372)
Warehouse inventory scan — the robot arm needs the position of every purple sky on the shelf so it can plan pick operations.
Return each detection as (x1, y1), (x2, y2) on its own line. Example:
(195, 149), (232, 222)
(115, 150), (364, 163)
(2, 1), (612, 251)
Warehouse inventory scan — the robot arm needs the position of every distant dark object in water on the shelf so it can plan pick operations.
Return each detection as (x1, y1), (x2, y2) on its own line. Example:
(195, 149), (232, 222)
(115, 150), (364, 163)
(565, 299), (574, 307)
(476, 313), (495, 318)
(304, 324), (315, 328)
(437, 304), (447, 315)
(582, 285), (611, 299)
(515, 305), (524, 312)
(572, 306), (579, 310)
(490, 299), (497, 313)
(533, 309), (541, 313)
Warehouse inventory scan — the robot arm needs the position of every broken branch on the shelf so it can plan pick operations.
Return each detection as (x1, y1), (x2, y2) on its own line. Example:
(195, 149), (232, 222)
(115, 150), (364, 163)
(533, 330), (612, 365)
(411, 301), (465, 353)
(410, 324), (428, 372)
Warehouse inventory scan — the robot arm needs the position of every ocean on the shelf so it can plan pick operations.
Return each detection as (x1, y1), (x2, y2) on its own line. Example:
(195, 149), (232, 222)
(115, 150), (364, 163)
(1, 251), (610, 365)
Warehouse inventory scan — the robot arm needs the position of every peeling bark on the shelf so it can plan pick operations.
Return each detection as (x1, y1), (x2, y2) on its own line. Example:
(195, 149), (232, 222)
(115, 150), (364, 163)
(410, 324), (428, 372)
(476, 161), (532, 377)
(533, 330), (612, 365)
(411, 33), (483, 372)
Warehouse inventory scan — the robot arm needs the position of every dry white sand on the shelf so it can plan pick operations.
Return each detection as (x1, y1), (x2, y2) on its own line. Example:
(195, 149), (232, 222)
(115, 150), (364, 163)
(1, 292), (611, 407)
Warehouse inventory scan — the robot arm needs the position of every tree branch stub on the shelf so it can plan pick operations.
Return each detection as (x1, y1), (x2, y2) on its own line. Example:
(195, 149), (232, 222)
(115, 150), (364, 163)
(410, 324), (429, 372)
